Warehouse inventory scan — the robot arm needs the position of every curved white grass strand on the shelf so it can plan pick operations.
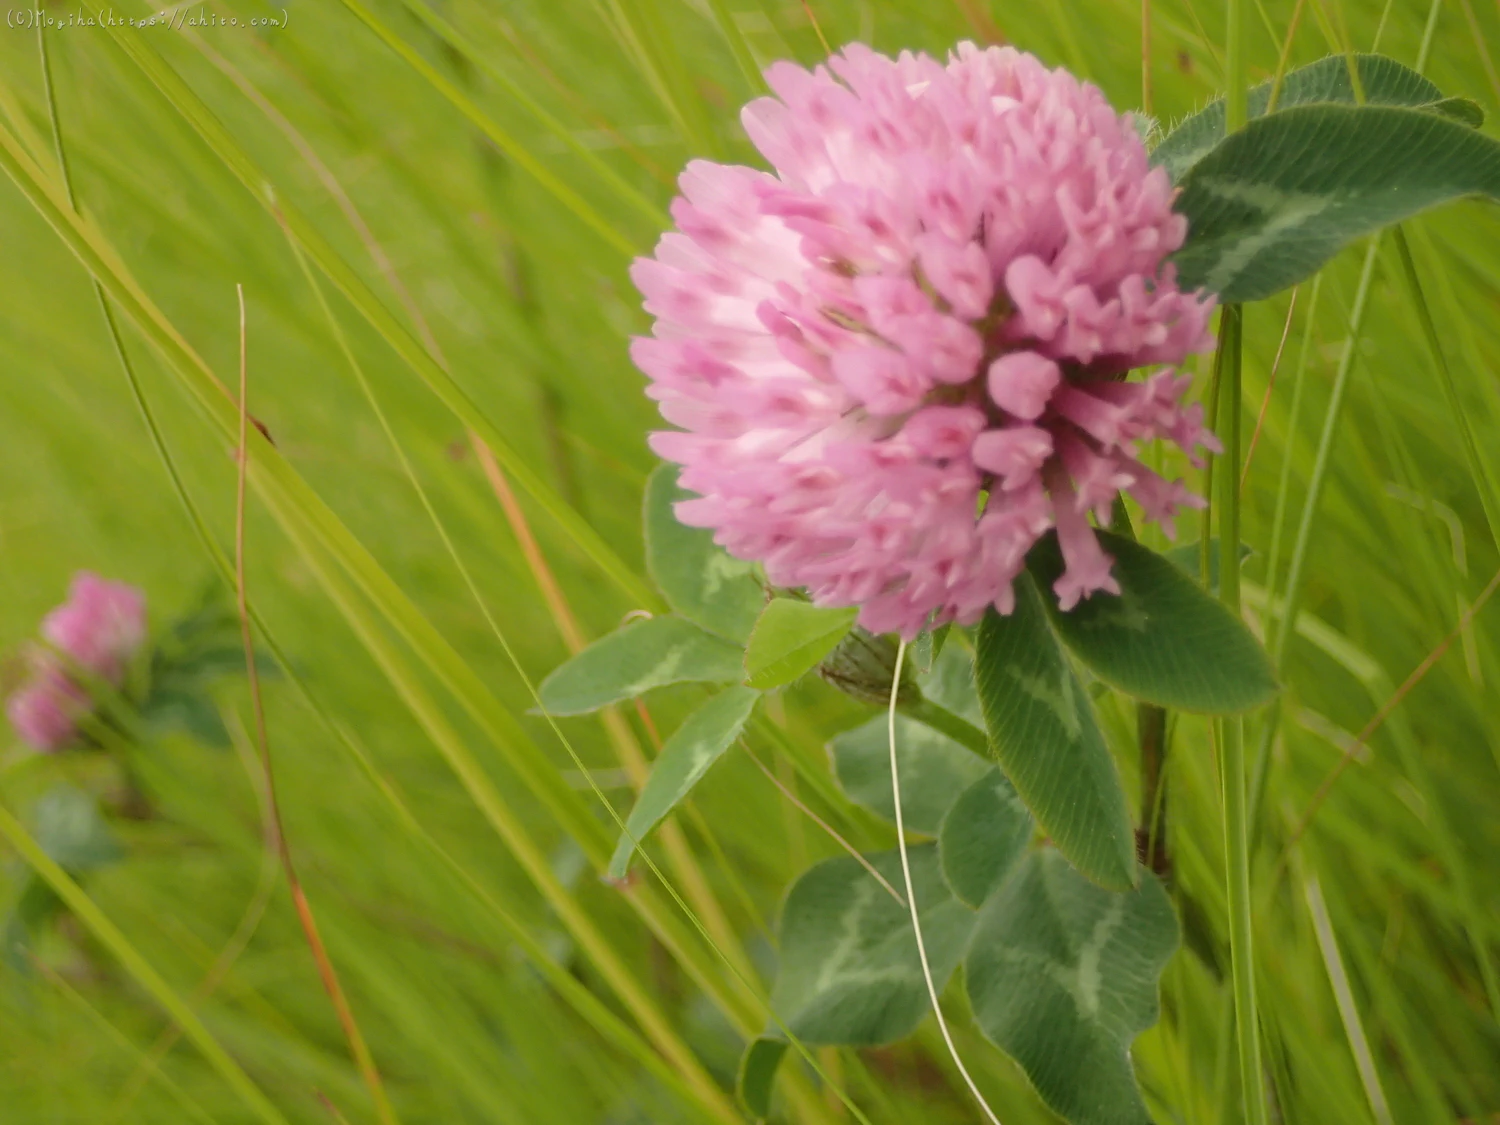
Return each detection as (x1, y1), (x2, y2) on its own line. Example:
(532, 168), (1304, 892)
(888, 641), (1004, 1125)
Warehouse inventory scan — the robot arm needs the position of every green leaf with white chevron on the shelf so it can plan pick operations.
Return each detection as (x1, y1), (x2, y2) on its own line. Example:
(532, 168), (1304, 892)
(771, 845), (974, 1045)
(608, 686), (759, 878)
(975, 573), (1136, 891)
(939, 769), (1034, 909)
(645, 463), (765, 643)
(1153, 53), (1482, 184)
(966, 851), (1178, 1125)
(1029, 531), (1277, 714)
(829, 714), (990, 835)
(1172, 102), (1500, 302)
(535, 615), (745, 715)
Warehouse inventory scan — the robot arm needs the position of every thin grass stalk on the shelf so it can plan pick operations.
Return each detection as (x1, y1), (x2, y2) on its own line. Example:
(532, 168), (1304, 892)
(600, 0), (722, 157)
(1247, 276), (1320, 839)
(0, 805), (291, 1125)
(279, 214), (765, 1003)
(0, 107), (784, 1066)
(398, 0), (666, 222)
(106, 707), (282, 1125)
(12, 40), (746, 1124)
(1389, 230), (1500, 549)
(325, 0), (641, 251)
(268, 507), (744, 1125)
(233, 285), (400, 1125)
(1269, 241), (1379, 670)
(343, 0), (664, 230)
(32, 956), (221, 1125)
(1299, 870), (1394, 1125)
(248, 642), (733, 1122)
(84, 1), (658, 609)
(1142, 0), (1154, 116)
(1215, 302), (1267, 1125)
(887, 642), (1002, 1125)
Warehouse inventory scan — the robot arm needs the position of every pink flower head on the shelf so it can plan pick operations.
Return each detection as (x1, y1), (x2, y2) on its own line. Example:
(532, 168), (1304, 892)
(6, 664), (88, 753)
(631, 43), (1217, 638)
(41, 571), (147, 686)
(6, 572), (146, 752)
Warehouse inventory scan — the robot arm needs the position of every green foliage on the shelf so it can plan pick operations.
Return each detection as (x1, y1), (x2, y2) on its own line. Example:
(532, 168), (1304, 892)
(1174, 102), (1500, 301)
(644, 465), (764, 643)
(770, 846), (973, 1045)
(975, 576), (1136, 891)
(939, 769), (1034, 909)
(1162, 538), (1252, 593)
(966, 851), (1178, 1125)
(4, 786), (120, 970)
(736, 1037), (789, 1119)
(29, 786), (120, 871)
(1154, 53), (1481, 183)
(607, 686), (759, 878)
(829, 715), (989, 834)
(743, 599), (858, 690)
(1030, 531), (1278, 713)
(535, 615), (744, 715)
(140, 591), (276, 747)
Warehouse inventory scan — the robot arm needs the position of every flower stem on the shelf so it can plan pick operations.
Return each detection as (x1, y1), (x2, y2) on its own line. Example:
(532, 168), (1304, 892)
(1217, 299), (1265, 1125)
(1220, 0), (1262, 1111)
(1136, 702), (1171, 877)
(899, 695), (990, 761)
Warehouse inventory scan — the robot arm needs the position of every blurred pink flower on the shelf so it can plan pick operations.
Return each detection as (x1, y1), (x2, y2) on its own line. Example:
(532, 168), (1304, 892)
(42, 571), (148, 686)
(631, 43), (1217, 638)
(6, 572), (147, 752)
(5, 665), (88, 753)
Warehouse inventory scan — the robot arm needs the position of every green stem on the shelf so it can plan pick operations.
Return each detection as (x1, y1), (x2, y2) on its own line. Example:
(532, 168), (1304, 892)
(1137, 702), (1171, 877)
(1225, 0), (1247, 132)
(900, 696), (990, 761)
(1215, 301), (1266, 1125)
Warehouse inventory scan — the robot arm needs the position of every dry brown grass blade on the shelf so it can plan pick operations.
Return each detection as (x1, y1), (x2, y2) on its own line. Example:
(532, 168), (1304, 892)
(1280, 564), (1500, 858)
(234, 284), (400, 1125)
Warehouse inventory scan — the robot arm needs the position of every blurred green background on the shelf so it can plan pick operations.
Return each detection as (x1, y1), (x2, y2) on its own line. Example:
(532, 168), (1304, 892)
(1, 0), (1498, 1121)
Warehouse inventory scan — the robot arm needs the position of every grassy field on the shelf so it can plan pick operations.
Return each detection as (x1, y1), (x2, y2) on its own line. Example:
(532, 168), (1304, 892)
(1, 0), (1498, 1121)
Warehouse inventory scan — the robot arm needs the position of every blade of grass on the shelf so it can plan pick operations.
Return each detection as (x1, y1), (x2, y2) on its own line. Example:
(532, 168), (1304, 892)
(0, 803), (291, 1125)
(104, 703), (282, 1125)
(342, 0), (666, 228)
(1388, 230), (1500, 550)
(278, 210), (764, 1000)
(31, 955), (221, 1125)
(1303, 852), (1428, 1125)
(596, 0), (723, 157)
(7, 37), (760, 1125)
(703, 0), (770, 95)
(86, 0), (658, 609)
(1241, 288), (1298, 490)
(267, 500), (744, 1125)
(1280, 565), (1500, 856)
(233, 283), (400, 1125)
(0, 103), (792, 1079)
